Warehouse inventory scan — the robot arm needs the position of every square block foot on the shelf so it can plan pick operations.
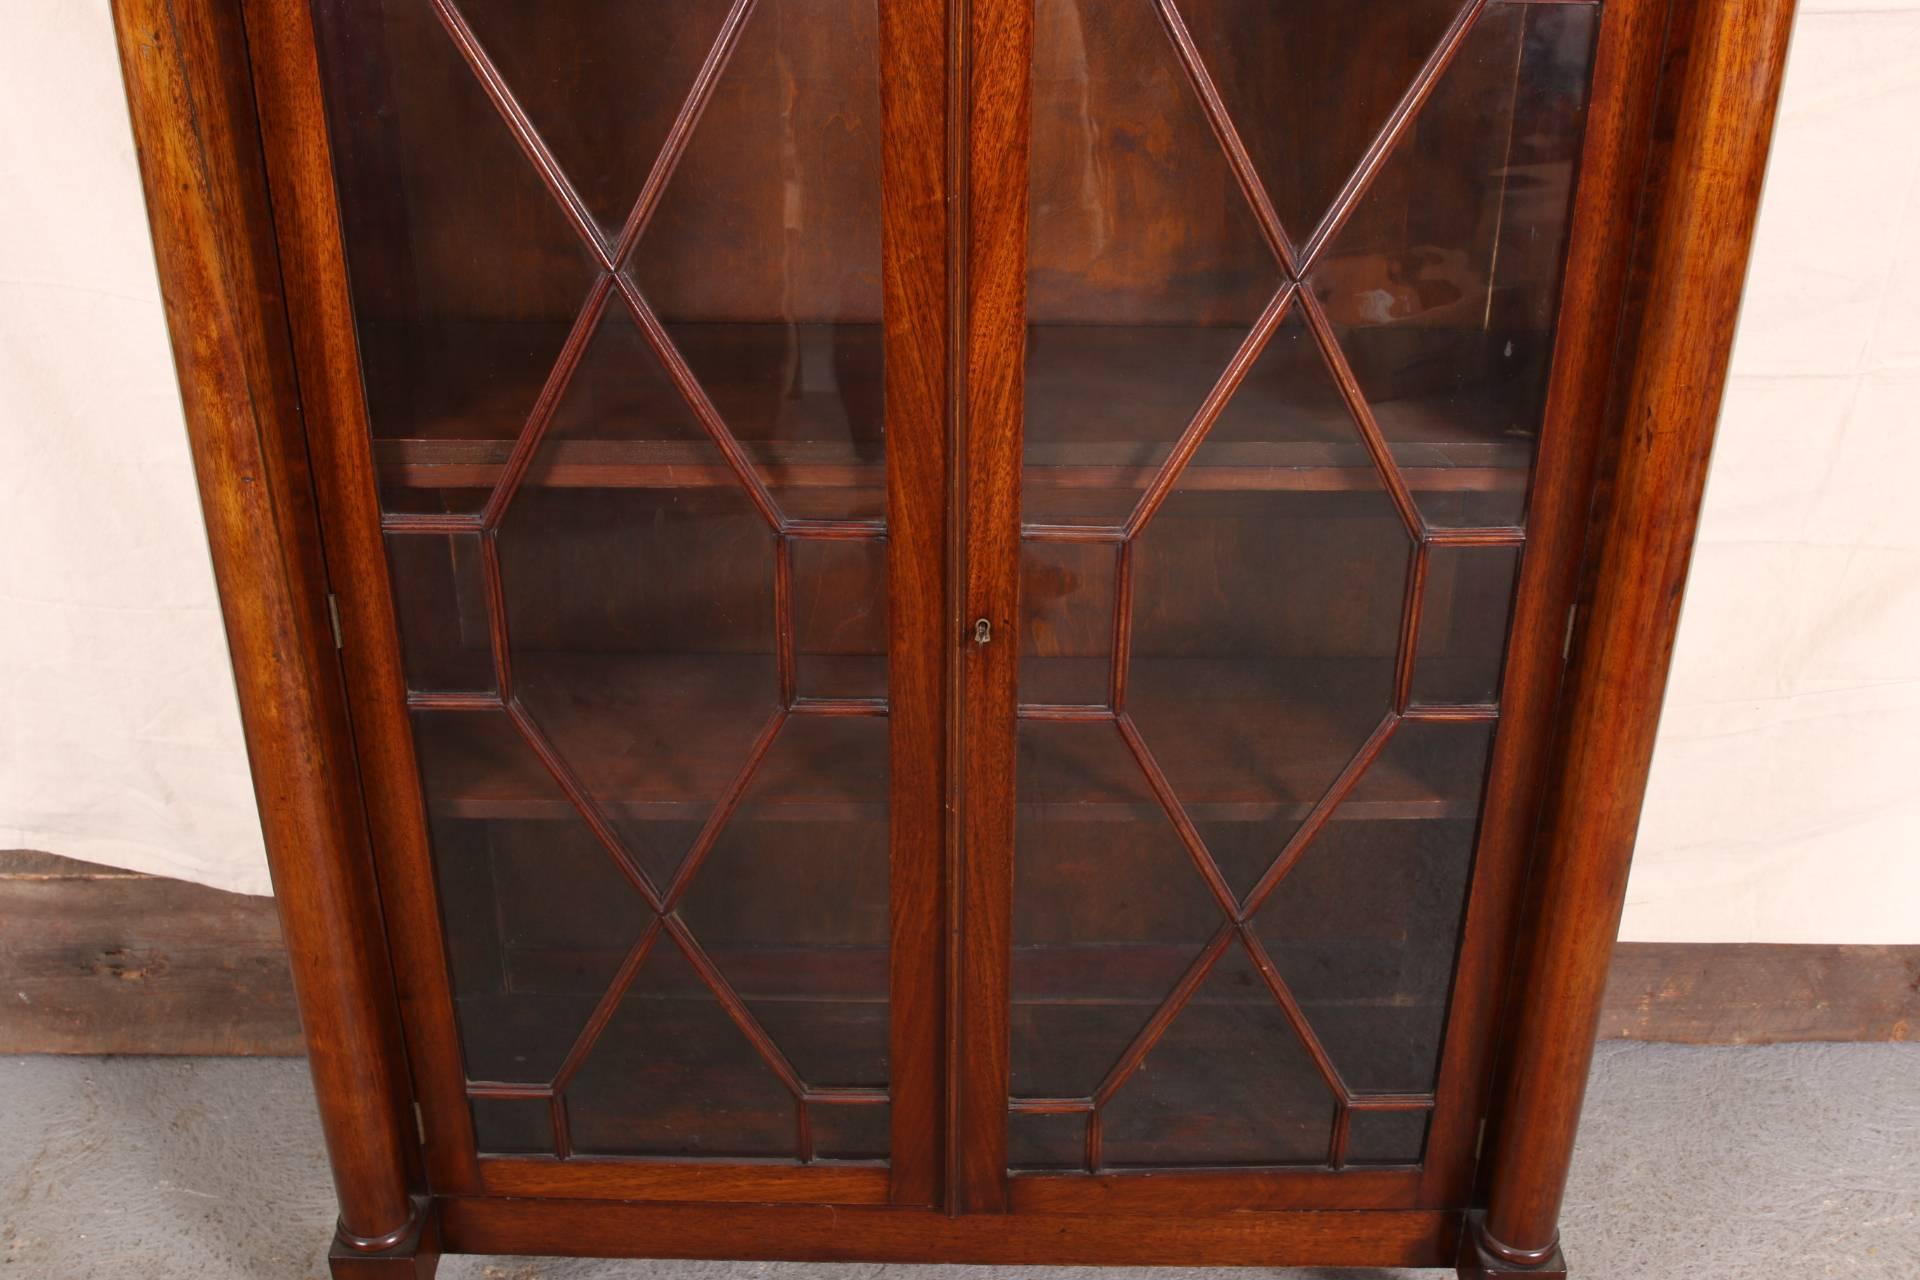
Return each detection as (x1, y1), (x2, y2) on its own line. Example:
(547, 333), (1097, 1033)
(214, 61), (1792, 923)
(1456, 1212), (1567, 1280)
(329, 1198), (439, 1279)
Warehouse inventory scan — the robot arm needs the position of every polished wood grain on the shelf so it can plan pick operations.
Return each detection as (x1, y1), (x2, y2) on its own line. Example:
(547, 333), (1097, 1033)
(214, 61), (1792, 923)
(1476, 0), (1799, 1265)
(479, 1158), (889, 1206)
(238, 0), (485, 1210)
(442, 1197), (1459, 1268)
(131, 0), (1800, 1271)
(110, 0), (424, 1253)
(952, 0), (1031, 1215)
(874, 0), (950, 1206)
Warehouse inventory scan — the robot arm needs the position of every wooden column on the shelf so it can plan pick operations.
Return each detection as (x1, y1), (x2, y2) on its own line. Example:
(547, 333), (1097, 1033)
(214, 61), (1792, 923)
(110, 0), (425, 1257)
(1471, 0), (1798, 1270)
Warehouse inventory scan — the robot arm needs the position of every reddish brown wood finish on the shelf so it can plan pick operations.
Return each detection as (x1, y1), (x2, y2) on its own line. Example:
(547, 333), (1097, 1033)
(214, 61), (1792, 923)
(440, 1197), (1459, 1268)
(880, 0), (953, 1209)
(952, 0), (1031, 1214)
(1477, 0), (1799, 1264)
(109, 0), (424, 1253)
(125, 0), (1801, 1272)
(237, 0), (485, 1204)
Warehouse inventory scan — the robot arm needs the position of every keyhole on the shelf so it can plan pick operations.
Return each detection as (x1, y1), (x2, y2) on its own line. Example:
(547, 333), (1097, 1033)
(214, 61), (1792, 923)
(973, 618), (992, 645)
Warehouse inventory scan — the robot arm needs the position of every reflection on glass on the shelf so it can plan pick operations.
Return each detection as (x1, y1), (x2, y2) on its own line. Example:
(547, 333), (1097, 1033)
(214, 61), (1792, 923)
(1179, 0), (1465, 243)
(630, 0), (885, 523)
(1016, 0), (1597, 1172)
(1024, 0), (1282, 528)
(1312, 3), (1598, 529)
(314, 0), (889, 1161)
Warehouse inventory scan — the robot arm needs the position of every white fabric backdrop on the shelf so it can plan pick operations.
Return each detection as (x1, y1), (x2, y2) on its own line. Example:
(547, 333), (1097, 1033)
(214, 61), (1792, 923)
(1, 0), (269, 895)
(2, 0), (1915, 935)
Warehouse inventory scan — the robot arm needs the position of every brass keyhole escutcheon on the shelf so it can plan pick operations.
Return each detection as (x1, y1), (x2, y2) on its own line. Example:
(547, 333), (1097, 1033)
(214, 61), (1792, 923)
(973, 618), (992, 645)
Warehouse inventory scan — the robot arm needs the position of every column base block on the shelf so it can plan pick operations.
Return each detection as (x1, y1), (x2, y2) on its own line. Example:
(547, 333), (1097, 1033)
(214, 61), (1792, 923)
(329, 1197), (440, 1279)
(1456, 1211), (1567, 1280)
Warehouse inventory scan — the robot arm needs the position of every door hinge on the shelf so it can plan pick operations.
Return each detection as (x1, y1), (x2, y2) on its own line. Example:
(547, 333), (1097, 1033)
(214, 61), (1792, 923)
(1475, 1117), (1487, 1159)
(1562, 603), (1578, 660)
(414, 1101), (428, 1146)
(326, 593), (344, 650)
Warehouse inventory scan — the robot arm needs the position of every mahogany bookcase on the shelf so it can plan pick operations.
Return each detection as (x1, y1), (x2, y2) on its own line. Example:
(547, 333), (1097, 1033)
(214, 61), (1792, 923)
(114, 0), (1793, 1274)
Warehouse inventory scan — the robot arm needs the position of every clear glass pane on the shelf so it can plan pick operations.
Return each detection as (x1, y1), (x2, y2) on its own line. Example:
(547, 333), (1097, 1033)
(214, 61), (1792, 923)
(1099, 942), (1336, 1167)
(793, 537), (889, 702)
(1012, 720), (1222, 1101)
(811, 1102), (890, 1163)
(1311, 3), (1599, 529)
(471, 1097), (554, 1157)
(1024, 0), (1284, 528)
(1010, 1111), (1091, 1172)
(385, 533), (494, 694)
(566, 938), (797, 1158)
(1253, 720), (1494, 1095)
(455, 0), (737, 237)
(1130, 485), (1410, 849)
(312, 1), (600, 516)
(629, 0), (886, 524)
(1348, 1108), (1430, 1166)
(312, 0), (890, 1165)
(415, 710), (651, 1087)
(1019, 540), (1117, 708)
(1179, 0), (1466, 244)
(678, 715), (891, 1090)
(1415, 544), (1522, 706)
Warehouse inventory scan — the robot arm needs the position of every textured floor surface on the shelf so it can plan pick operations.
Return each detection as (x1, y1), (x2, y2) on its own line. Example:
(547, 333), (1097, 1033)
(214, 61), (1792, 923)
(1, 1043), (1914, 1279)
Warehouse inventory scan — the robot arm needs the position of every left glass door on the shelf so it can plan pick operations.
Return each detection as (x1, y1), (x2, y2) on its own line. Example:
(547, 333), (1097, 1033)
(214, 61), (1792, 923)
(311, 0), (893, 1166)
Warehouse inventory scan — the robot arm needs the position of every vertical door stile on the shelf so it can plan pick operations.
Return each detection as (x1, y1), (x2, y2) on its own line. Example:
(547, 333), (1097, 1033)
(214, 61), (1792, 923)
(881, 0), (958, 1211)
(952, 0), (1035, 1214)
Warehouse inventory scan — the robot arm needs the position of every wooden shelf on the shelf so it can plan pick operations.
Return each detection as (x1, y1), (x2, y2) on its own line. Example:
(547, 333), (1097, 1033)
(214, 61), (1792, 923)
(414, 654), (1483, 825)
(377, 433), (1524, 496)
(370, 322), (1528, 497)
(414, 654), (885, 825)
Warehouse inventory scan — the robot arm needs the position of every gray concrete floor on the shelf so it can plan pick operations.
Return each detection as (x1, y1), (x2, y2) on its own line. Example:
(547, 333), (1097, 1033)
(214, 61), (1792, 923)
(1, 1043), (1915, 1279)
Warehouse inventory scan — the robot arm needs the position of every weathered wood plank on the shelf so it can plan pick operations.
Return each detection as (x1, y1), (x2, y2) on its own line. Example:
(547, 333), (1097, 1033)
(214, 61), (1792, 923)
(1601, 941), (1919, 1046)
(0, 851), (300, 1055)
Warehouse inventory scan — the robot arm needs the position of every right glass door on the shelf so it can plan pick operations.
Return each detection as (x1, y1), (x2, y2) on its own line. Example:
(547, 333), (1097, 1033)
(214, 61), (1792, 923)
(1011, 0), (1599, 1172)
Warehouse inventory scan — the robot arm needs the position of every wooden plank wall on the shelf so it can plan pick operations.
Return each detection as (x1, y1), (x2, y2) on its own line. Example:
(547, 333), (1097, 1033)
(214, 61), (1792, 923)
(1, 850), (1912, 1054)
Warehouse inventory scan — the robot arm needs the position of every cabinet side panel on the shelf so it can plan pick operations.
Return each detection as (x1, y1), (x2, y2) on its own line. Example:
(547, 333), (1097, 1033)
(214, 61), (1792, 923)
(1479, 0), (1799, 1258)
(113, 0), (423, 1241)
(239, 0), (484, 1193)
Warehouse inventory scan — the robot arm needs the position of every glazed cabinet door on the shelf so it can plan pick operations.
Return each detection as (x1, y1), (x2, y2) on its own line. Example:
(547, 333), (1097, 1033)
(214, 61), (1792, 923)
(301, 0), (940, 1204)
(972, 0), (1609, 1207)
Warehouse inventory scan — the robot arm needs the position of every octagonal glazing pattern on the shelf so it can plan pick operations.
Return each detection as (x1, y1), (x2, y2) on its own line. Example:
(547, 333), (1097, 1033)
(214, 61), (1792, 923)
(1014, 0), (1599, 1170)
(311, 0), (891, 1163)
